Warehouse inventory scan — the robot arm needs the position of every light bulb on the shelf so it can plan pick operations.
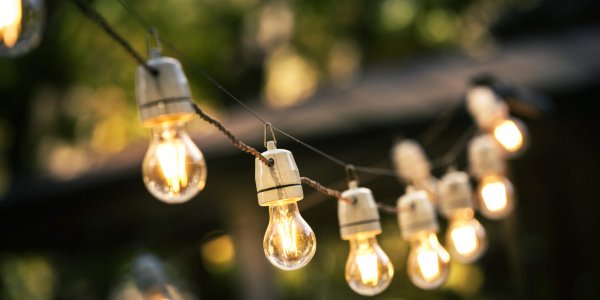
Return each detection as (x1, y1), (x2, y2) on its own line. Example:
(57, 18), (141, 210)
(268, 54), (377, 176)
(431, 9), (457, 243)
(345, 235), (393, 296)
(445, 208), (487, 263)
(142, 123), (206, 204)
(492, 117), (527, 155)
(406, 232), (451, 290)
(477, 175), (514, 219)
(263, 201), (316, 270)
(0, 0), (44, 56)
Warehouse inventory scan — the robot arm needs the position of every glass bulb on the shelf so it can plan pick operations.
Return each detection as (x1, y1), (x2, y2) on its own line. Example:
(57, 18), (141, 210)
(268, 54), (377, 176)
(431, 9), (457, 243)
(345, 235), (394, 296)
(407, 232), (451, 289)
(264, 202), (316, 270)
(445, 208), (487, 263)
(142, 123), (206, 204)
(0, 0), (44, 57)
(477, 175), (514, 219)
(492, 118), (527, 155)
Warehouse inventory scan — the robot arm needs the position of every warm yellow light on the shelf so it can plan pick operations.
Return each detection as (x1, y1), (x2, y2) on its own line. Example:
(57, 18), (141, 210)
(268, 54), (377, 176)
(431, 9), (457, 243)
(264, 202), (316, 270)
(143, 123), (206, 204)
(407, 232), (451, 289)
(493, 118), (525, 153)
(481, 181), (507, 211)
(356, 252), (378, 283)
(445, 209), (487, 263)
(345, 235), (393, 296)
(451, 226), (477, 255)
(0, 0), (22, 48)
(201, 235), (235, 273)
(478, 175), (514, 219)
(417, 249), (440, 281)
(156, 139), (188, 193)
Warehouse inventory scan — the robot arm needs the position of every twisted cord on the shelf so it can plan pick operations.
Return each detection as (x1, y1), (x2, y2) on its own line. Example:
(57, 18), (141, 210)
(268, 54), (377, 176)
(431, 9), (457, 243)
(71, 0), (158, 75)
(300, 177), (353, 204)
(192, 104), (273, 167)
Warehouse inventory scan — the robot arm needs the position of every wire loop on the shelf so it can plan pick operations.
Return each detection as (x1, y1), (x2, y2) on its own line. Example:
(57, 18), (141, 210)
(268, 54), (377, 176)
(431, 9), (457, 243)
(146, 27), (162, 58)
(264, 123), (277, 148)
(345, 165), (360, 187)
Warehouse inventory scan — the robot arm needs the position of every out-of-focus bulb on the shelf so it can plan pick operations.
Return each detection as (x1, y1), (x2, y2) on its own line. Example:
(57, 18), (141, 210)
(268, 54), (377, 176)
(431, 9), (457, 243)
(340, 181), (393, 296)
(0, 0), (21, 48)
(445, 208), (487, 263)
(0, 0), (44, 56)
(392, 140), (439, 203)
(492, 118), (527, 155)
(438, 171), (487, 263)
(478, 175), (514, 219)
(407, 232), (451, 289)
(345, 235), (393, 296)
(256, 141), (316, 270)
(143, 123), (206, 204)
(264, 201), (316, 270)
(398, 189), (450, 290)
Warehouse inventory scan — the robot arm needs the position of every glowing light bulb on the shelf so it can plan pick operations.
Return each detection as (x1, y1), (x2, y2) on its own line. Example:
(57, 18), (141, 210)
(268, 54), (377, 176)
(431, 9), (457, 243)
(0, 0), (44, 56)
(143, 123), (206, 204)
(345, 235), (393, 296)
(407, 232), (451, 290)
(399, 189), (450, 290)
(492, 118), (527, 155)
(478, 175), (514, 219)
(263, 201), (316, 270)
(445, 208), (487, 263)
(0, 0), (22, 48)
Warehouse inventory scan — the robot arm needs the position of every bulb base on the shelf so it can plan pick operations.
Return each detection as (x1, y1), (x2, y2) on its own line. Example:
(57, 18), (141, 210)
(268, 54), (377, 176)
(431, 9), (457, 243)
(255, 141), (303, 206)
(338, 185), (381, 240)
(136, 56), (195, 126)
(392, 140), (431, 183)
(397, 190), (439, 240)
(468, 134), (506, 179)
(438, 171), (474, 218)
(466, 86), (508, 129)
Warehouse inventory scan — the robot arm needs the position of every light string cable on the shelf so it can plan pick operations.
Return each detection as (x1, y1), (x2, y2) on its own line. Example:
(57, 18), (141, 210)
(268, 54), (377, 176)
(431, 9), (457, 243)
(75, 0), (475, 208)
(113, 0), (403, 191)
(73, 0), (349, 202)
(114, 0), (399, 178)
(70, 0), (272, 166)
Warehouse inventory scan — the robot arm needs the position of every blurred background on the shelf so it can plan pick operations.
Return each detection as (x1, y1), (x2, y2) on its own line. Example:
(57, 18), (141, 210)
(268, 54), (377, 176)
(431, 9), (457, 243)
(1, 0), (600, 299)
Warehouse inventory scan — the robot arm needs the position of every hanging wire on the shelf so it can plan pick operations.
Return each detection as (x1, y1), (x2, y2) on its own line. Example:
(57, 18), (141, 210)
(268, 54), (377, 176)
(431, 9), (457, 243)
(300, 177), (353, 205)
(192, 104), (273, 167)
(71, 0), (158, 75)
(114, 0), (403, 179)
(73, 0), (477, 207)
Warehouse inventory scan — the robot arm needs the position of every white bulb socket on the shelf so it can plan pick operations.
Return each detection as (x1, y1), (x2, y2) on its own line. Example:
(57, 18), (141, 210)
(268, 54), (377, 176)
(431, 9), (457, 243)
(438, 171), (474, 218)
(466, 86), (508, 130)
(397, 189), (439, 240)
(136, 56), (195, 126)
(338, 181), (382, 240)
(392, 140), (431, 183)
(468, 134), (506, 179)
(255, 141), (303, 206)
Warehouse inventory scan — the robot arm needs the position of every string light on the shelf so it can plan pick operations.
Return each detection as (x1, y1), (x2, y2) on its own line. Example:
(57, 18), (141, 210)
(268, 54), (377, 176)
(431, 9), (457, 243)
(469, 134), (515, 219)
(466, 85), (529, 156)
(0, 0), (44, 56)
(393, 140), (439, 203)
(338, 180), (394, 296)
(397, 189), (451, 289)
(62, 0), (540, 292)
(135, 49), (207, 204)
(438, 171), (487, 263)
(255, 140), (316, 270)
